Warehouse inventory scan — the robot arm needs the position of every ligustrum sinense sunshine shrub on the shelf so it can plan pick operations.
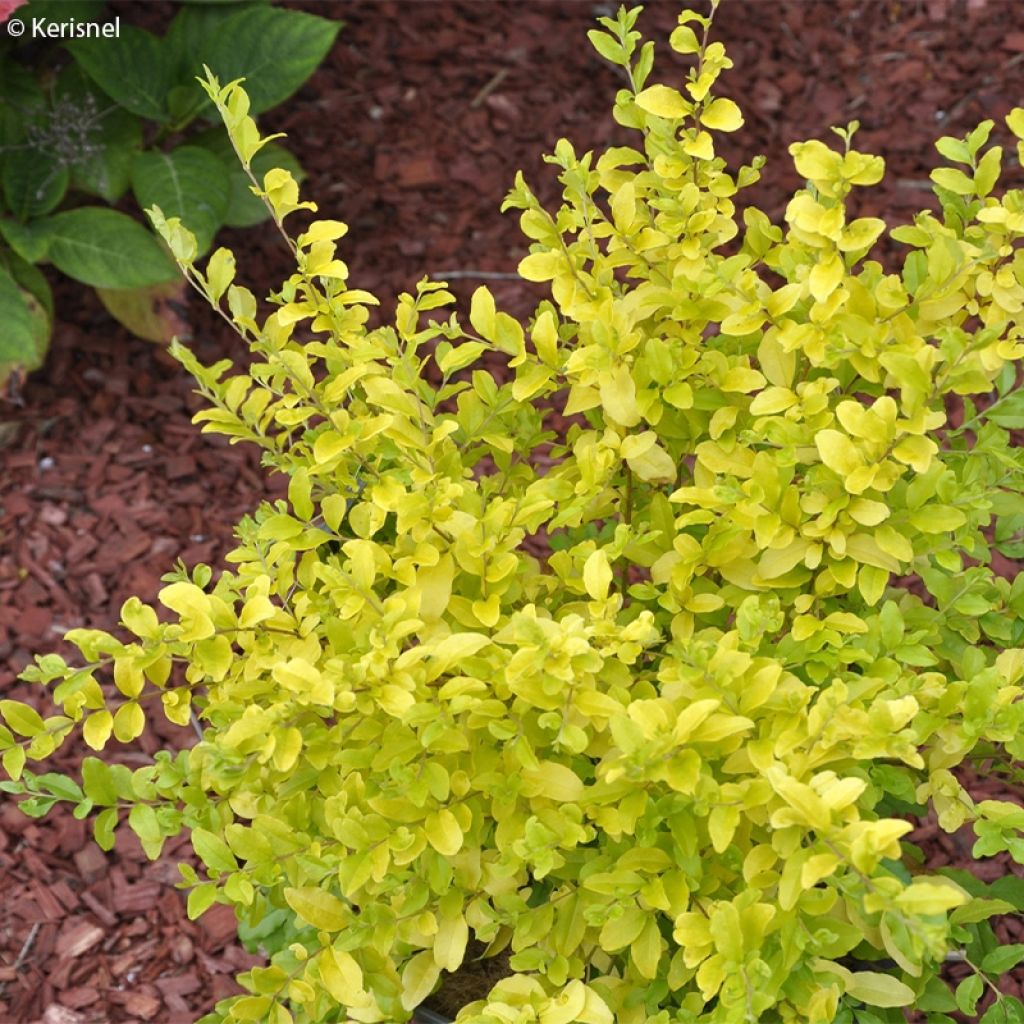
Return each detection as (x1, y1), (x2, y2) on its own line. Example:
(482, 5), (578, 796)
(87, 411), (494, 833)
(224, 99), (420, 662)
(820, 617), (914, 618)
(5, 4), (1024, 1023)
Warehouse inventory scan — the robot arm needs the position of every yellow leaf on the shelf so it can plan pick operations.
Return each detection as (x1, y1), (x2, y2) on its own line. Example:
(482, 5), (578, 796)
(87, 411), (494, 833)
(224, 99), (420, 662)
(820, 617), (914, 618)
(815, 429), (862, 476)
(610, 181), (637, 232)
(583, 550), (613, 600)
(908, 505), (966, 533)
(400, 950), (441, 1012)
(749, 387), (797, 415)
(469, 285), (496, 338)
(239, 594), (276, 628)
(809, 253), (844, 303)
(424, 808), (463, 857)
(848, 498), (889, 527)
(433, 911), (469, 971)
(631, 916), (663, 979)
(721, 367), (766, 393)
(635, 84), (688, 119)
(894, 880), (968, 915)
(627, 440), (677, 484)
(521, 761), (584, 802)
(519, 251), (562, 282)
(272, 727), (302, 773)
(702, 97), (743, 132)
(112, 701), (145, 743)
(541, 980), (589, 1024)
(83, 710), (113, 751)
(600, 364), (641, 427)
(532, 310), (559, 366)
(319, 947), (365, 1006)
(790, 139), (842, 183)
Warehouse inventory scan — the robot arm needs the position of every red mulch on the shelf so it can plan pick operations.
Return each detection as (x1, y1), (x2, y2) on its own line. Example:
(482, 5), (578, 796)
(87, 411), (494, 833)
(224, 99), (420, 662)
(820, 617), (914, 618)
(3, 0), (1024, 1020)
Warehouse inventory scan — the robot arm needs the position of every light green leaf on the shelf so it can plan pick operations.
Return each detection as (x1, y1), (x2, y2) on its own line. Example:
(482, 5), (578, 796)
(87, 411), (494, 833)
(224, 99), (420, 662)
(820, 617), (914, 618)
(845, 972), (916, 1008)
(192, 826), (240, 873)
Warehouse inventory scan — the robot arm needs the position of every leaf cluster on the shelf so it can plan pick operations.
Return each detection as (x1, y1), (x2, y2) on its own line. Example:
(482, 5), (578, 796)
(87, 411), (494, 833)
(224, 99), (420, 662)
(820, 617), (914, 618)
(5, 5), (1024, 1024)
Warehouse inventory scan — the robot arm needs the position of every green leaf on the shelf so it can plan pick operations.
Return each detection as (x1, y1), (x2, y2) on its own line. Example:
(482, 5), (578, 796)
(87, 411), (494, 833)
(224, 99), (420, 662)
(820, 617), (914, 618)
(955, 975), (984, 1016)
(3, 248), (54, 320)
(188, 6), (340, 120)
(81, 757), (118, 805)
(96, 279), (191, 344)
(131, 146), (229, 255)
(36, 773), (83, 802)
(3, 148), (68, 219)
(587, 30), (626, 65)
(187, 882), (219, 919)
(0, 217), (54, 264)
(68, 27), (175, 122)
(93, 806), (118, 850)
(191, 826), (239, 873)
(128, 804), (165, 860)
(45, 208), (178, 288)
(981, 944), (1024, 975)
(982, 998), (1024, 1024)
(0, 264), (49, 385)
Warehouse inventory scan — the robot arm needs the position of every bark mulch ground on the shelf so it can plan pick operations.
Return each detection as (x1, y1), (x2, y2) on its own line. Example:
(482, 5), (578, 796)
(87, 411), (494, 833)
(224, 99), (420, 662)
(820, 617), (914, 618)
(2, 1), (1024, 1021)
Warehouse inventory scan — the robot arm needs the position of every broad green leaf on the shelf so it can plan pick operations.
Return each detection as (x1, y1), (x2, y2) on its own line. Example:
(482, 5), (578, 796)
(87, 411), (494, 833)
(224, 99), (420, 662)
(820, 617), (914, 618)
(0, 217), (54, 264)
(191, 7), (341, 119)
(96, 279), (191, 344)
(3, 149), (68, 219)
(55, 63), (143, 203)
(45, 208), (178, 288)
(68, 27), (175, 122)
(131, 146), (230, 256)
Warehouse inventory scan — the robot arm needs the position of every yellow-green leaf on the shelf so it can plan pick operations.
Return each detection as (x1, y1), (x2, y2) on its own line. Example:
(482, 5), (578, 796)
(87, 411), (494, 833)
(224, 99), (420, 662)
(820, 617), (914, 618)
(844, 972), (915, 1008)
(635, 84), (688, 120)
(399, 950), (441, 1012)
(583, 550), (613, 600)
(284, 886), (350, 932)
(702, 97), (743, 132)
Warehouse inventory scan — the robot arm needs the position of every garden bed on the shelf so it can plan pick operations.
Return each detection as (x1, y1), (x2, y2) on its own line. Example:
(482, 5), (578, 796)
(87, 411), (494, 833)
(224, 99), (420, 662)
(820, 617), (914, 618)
(2, 1), (1024, 1020)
